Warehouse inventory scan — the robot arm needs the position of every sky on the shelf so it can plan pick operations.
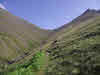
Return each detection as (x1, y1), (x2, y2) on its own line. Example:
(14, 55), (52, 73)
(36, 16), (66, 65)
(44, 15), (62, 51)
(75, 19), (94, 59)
(0, 0), (99, 29)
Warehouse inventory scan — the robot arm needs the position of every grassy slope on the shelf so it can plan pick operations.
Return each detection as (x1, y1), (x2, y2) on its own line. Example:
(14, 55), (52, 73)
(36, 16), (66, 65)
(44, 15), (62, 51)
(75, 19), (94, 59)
(0, 8), (53, 63)
(46, 16), (100, 75)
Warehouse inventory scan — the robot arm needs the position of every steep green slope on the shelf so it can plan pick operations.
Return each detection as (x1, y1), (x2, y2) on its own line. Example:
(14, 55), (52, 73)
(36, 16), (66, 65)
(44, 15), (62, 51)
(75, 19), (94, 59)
(46, 10), (100, 75)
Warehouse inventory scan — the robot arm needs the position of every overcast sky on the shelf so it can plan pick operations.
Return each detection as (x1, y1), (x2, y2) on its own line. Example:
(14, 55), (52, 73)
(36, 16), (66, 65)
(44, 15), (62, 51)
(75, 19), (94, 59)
(0, 0), (99, 29)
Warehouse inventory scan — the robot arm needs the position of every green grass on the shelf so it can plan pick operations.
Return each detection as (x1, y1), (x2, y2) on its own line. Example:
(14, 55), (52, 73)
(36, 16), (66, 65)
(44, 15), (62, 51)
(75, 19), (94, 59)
(6, 51), (48, 75)
(46, 17), (100, 75)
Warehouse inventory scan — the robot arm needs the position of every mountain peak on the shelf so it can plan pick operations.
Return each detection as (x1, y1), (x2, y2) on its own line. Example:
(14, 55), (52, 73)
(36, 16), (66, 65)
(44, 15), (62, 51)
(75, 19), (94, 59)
(83, 9), (98, 15)
(83, 9), (100, 15)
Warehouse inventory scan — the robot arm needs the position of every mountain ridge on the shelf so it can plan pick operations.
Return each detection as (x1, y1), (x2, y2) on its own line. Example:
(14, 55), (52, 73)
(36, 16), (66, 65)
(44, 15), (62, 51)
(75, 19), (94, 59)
(54, 9), (100, 31)
(0, 8), (99, 61)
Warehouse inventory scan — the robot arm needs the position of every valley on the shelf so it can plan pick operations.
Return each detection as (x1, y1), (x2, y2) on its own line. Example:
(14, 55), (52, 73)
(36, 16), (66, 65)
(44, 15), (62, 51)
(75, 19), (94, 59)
(0, 8), (100, 75)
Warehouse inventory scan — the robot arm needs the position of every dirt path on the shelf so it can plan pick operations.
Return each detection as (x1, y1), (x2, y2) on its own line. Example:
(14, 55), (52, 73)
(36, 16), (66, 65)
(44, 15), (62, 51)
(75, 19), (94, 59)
(37, 51), (49, 75)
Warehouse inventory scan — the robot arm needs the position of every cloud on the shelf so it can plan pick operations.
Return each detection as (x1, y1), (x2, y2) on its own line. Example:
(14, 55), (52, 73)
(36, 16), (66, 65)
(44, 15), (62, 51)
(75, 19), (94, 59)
(0, 3), (6, 10)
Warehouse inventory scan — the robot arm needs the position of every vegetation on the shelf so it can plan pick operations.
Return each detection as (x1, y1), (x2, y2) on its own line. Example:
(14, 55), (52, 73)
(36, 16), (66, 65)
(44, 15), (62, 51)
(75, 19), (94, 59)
(46, 18), (100, 75)
(4, 51), (47, 75)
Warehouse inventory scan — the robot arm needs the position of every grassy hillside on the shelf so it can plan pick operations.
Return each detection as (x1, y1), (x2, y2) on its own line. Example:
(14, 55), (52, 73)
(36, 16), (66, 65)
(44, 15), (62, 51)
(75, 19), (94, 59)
(46, 10), (100, 75)
(0, 8), (53, 65)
